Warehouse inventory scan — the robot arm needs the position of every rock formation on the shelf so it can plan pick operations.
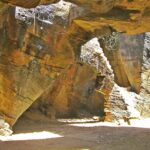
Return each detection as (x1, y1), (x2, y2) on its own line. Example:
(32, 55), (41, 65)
(139, 33), (150, 117)
(0, 0), (150, 135)
(0, 1), (74, 129)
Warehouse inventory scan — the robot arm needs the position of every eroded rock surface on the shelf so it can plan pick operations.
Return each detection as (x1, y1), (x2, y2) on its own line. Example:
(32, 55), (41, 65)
(0, 0), (150, 134)
(0, 3), (73, 126)
(109, 84), (141, 124)
(139, 33), (150, 117)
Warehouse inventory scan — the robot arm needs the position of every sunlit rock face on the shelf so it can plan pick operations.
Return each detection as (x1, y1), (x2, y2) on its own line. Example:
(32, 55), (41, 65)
(99, 32), (130, 88)
(140, 33), (150, 117)
(108, 84), (141, 124)
(0, 118), (12, 136)
(15, 1), (72, 25)
(80, 38), (114, 121)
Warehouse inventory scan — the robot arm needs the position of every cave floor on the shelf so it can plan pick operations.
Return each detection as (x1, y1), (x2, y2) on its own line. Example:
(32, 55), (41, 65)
(0, 115), (150, 150)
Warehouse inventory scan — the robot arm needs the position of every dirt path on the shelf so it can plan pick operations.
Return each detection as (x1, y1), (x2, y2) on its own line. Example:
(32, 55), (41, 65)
(0, 117), (150, 150)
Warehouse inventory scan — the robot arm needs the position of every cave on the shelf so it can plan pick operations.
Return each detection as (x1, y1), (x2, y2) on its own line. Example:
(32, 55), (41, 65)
(0, 0), (150, 150)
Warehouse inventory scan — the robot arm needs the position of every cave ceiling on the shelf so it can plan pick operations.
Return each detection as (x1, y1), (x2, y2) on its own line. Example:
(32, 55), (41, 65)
(0, 0), (150, 34)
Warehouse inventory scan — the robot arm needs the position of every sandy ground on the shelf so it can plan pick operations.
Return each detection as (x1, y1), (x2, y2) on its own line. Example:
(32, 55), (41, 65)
(0, 115), (150, 150)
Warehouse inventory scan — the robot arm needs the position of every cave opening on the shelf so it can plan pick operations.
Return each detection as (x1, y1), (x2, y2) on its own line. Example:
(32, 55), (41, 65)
(0, 0), (150, 149)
